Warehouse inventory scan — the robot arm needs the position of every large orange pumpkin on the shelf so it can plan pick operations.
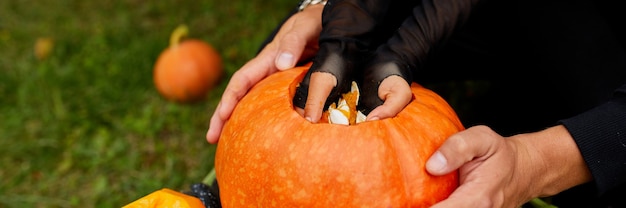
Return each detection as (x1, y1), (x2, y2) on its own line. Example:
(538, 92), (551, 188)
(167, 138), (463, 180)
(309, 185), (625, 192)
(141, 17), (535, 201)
(153, 25), (223, 103)
(215, 65), (464, 207)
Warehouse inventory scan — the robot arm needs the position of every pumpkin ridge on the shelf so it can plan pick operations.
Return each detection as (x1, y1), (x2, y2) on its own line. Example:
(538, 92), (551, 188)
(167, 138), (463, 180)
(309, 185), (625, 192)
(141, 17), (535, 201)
(380, 84), (463, 205)
(388, 106), (433, 204)
(380, 119), (414, 206)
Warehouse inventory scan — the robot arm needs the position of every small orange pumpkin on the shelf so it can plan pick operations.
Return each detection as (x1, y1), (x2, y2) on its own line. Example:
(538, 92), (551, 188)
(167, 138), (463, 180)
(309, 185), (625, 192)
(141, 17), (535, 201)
(215, 65), (463, 207)
(153, 25), (223, 103)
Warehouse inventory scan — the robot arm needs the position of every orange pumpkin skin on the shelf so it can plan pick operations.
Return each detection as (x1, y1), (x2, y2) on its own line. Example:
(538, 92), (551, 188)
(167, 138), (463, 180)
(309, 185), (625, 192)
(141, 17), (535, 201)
(153, 39), (222, 103)
(215, 65), (464, 207)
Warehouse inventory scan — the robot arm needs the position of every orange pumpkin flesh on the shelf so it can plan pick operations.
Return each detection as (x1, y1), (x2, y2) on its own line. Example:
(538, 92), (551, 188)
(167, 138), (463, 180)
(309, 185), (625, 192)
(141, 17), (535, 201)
(215, 65), (464, 207)
(153, 25), (223, 103)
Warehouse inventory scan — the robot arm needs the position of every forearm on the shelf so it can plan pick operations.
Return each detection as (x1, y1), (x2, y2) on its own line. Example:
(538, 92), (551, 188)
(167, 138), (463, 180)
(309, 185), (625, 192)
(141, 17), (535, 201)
(511, 125), (592, 198)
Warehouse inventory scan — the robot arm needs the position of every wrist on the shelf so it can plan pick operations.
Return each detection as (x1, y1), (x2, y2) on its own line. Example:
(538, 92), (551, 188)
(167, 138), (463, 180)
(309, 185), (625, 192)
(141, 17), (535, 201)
(298, 0), (328, 12)
(511, 125), (592, 198)
(505, 135), (546, 205)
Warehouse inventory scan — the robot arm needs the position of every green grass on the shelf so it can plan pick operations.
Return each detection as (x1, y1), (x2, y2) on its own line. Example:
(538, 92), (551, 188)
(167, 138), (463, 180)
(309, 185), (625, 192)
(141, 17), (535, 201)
(0, 0), (293, 207)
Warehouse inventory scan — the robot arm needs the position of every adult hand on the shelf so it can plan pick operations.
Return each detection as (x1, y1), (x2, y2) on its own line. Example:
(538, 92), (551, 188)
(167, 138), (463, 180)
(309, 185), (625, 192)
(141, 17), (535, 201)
(426, 125), (592, 208)
(206, 5), (324, 144)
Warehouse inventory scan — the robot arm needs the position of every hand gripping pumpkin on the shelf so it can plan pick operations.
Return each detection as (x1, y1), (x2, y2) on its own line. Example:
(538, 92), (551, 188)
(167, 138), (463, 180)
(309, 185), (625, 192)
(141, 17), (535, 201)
(215, 65), (464, 207)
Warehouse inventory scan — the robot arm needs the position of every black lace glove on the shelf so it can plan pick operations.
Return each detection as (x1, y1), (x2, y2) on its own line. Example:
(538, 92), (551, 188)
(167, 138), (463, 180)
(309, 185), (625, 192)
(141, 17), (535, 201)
(358, 0), (480, 114)
(293, 0), (403, 110)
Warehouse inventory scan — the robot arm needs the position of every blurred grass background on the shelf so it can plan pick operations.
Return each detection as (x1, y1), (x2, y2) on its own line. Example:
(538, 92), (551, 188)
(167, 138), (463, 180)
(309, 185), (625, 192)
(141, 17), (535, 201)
(0, 0), (293, 207)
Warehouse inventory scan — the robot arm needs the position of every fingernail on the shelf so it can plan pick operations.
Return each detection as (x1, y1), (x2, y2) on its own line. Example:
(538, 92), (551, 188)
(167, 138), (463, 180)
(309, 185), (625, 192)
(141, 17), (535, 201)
(368, 116), (380, 121)
(305, 116), (313, 122)
(426, 151), (447, 173)
(276, 52), (294, 70)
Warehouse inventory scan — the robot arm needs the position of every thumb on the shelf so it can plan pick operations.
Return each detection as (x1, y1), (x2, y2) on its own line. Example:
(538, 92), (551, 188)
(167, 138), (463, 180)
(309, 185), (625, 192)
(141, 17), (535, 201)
(274, 12), (323, 70)
(425, 150), (453, 176)
(426, 125), (498, 175)
(275, 33), (306, 70)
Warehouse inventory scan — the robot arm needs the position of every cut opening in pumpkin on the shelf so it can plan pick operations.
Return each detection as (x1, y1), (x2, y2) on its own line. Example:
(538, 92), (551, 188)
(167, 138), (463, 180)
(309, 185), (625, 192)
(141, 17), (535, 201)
(320, 81), (366, 125)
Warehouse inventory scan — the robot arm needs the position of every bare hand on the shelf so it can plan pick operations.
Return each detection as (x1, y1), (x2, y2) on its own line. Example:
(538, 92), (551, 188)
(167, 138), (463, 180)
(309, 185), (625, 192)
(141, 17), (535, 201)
(426, 125), (531, 207)
(206, 5), (324, 143)
(426, 125), (592, 208)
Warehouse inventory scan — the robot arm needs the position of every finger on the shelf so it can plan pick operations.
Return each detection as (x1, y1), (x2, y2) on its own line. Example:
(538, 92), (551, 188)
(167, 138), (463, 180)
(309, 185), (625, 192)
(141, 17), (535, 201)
(206, 102), (225, 144)
(430, 182), (494, 208)
(294, 107), (305, 117)
(426, 125), (501, 175)
(205, 49), (277, 143)
(365, 75), (412, 121)
(303, 72), (336, 123)
(275, 6), (323, 70)
(208, 8), (325, 143)
(275, 19), (322, 70)
(206, 77), (250, 144)
(274, 20), (303, 70)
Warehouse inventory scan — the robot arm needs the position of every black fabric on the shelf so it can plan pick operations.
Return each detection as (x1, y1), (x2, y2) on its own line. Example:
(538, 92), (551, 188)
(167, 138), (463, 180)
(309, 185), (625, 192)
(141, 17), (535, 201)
(293, 0), (480, 112)
(294, 0), (396, 109)
(293, 41), (370, 109)
(358, 0), (479, 113)
(420, 0), (626, 136)
(358, 61), (410, 114)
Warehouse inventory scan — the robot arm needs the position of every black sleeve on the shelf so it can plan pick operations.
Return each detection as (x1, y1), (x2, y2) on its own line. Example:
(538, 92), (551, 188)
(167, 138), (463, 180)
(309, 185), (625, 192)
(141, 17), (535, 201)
(559, 83), (626, 200)
(370, 0), (480, 81)
(357, 0), (480, 113)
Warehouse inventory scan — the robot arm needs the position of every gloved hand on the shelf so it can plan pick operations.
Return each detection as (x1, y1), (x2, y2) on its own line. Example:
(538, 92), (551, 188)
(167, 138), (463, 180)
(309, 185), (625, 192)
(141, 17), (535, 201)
(206, 3), (325, 144)
(293, 41), (367, 116)
(294, 0), (479, 122)
(293, 0), (414, 122)
(357, 59), (412, 118)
